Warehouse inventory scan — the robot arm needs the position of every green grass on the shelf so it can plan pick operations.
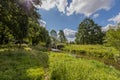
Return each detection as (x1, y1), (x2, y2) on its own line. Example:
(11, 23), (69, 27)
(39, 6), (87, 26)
(64, 44), (120, 59)
(0, 48), (48, 80)
(0, 44), (120, 80)
(49, 53), (120, 80)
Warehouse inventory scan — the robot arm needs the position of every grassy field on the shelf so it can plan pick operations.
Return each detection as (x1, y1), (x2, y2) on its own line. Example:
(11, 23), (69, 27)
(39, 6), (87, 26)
(0, 44), (120, 80)
(64, 45), (120, 59)
(0, 46), (48, 80)
(49, 52), (120, 80)
(63, 44), (120, 70)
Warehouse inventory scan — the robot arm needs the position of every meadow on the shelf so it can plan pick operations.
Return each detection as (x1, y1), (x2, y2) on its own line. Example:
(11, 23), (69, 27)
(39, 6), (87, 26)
(0, 44), (120, 80)
(63, 44), (120, 70)
(49, 52), (120, 80)
(64, 45), (120, 59)
(0, 45), (48, 80)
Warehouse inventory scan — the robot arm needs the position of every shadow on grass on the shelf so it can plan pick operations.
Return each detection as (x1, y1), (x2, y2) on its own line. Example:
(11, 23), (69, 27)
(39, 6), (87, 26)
(0, 49), (49, 80)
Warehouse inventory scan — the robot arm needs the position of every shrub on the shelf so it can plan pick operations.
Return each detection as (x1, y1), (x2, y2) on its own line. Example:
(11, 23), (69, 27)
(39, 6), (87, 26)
(26, 68), (44, 80)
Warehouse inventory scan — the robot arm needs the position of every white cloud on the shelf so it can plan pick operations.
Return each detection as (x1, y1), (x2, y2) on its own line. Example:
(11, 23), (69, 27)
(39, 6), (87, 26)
(63, 28), (77, 42)
(67, 0), (113, 16)
(39, 0), (113, 17)
(40, 0), (56, 10)
(39, 20), (46, 27)
(40, 0), (68, 13)
(56, 0), (68, 13)
(102, 24), (115, 31)
(108, 12), (120, 23)
(93, 13), (99, 18)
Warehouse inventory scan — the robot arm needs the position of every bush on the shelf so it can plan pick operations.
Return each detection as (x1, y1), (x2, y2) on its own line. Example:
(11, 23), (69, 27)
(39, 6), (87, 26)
(26, 68), (44, 80)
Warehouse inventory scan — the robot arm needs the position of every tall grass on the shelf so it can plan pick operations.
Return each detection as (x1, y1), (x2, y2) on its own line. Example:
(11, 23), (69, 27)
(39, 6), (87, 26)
(64, 45), (120, 59)
(0, 48), (48, 80)
(49, 53), (120, 80)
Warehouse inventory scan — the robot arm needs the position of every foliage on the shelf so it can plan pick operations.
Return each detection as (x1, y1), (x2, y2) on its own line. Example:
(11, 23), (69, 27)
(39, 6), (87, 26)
(16, 0), (42, 23)
(0, 0), (28, 44)
(49, 53), (120, 80)
(0, 0), (50, 46)
(50, 29), (58, 48)
(75, 18), (104, 44)
(58, 30), (67, 43)
(104, 23), (120, 51)
(26, 68), (44, 80)
(0, 23), (14, 44)
(50, 30), (57, 39)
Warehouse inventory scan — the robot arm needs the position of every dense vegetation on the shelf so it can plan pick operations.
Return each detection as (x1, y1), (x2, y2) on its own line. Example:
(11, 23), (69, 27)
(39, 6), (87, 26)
(104, 23), (120, 51)
(49, 53), (120, 80)
(0, 46), (48, 80)
(0, 0), (120, 80)
(64, 45), (119, 59)
(0, 0), (50, 46)
(75, 18), (104, 44)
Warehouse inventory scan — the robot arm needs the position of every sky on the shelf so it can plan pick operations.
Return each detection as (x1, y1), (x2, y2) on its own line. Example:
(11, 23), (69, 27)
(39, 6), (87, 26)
(38, 0), (120, 41)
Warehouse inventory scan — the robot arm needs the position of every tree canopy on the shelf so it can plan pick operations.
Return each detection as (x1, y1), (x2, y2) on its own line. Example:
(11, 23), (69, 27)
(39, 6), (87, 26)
(0, 0), (50, 46)
(104, 23), (120, 50)
(58, 30), (67, 43)
(75, 18), (104, 44)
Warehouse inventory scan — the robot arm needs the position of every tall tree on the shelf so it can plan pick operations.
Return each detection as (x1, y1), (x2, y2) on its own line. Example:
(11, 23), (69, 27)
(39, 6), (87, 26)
(50, 30), (58, 48)
(50, 30), (57, 39)
(27, 18), (51, 45)
(0, 0), (28, 44)
(75, 18), (104, 44)
(16, 0), (42, 23)
(58, 30), (67, 43)
(0, 23), (14, 44)
(0, 0), (42, 45)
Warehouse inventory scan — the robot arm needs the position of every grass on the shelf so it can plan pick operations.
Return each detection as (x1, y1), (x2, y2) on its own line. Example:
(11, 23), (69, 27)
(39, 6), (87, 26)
(0, 47), (48, 80)
(0, 44), (120, 80)
(63, 44), (120, 70)
(49, 52), (120, 80)
(64, 44), (120, 59)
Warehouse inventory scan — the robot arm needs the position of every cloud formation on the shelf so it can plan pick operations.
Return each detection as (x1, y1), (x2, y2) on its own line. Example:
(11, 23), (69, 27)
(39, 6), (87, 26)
(93, 14), (99, 18)
(40, 0), (68, 13)
(108, 12), (120, 23)
(40, 0), (113, 17)
(102, 24), (115, 31)
(66, 0), (113, 16)
(63, 28), (76, 42)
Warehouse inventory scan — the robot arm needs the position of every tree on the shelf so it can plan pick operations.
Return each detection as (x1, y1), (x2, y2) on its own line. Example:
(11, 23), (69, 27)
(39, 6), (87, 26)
(58, 30), (67, 43)
(50, 30), (58, 48)
(0, 0), (28, 44)
(16, 0), (42, 23)
(104, 23), (120, 50)
(50, 30), (57, 39)
(75, 18), (104, 44)
(27, 18), (51, 45)
(27, 18), (40, 45)
(0, 23), (14, 44)
(0, 0), (42, 45)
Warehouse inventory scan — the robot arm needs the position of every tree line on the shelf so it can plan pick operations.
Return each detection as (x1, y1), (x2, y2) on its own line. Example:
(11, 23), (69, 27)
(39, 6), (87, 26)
(50, 18), (120, 51)
(0, 0), (120, 50)
(0, 0), (50, 46)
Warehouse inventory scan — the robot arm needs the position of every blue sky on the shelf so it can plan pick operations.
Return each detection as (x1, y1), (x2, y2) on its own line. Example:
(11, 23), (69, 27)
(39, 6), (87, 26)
(38, 0), (120, 41)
